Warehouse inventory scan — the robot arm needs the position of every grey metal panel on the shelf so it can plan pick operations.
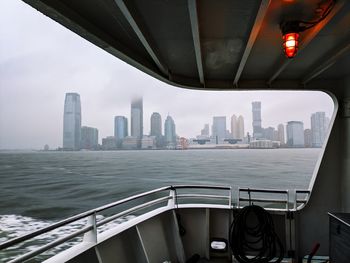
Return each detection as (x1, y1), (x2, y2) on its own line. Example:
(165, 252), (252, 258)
(136, 211), (181, 263)
(97, 227), (148, 263)
(66, 248), (99, 263)
(177, 208), (209, 260)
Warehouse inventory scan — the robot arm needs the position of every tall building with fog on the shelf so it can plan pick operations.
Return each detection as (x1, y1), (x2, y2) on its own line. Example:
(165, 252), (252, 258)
(63, 93), (81, 150)
(252, 101), (262, 139)
(131, 97), (143, 139)
(131, 97), (143, 148)
(286, 121), (304, 147)
(201, 124), (210, 136)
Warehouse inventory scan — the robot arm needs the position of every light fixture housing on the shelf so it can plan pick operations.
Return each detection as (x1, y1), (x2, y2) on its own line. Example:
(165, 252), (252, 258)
(283, 32), (299, 58)
(280, 21), (301, 59)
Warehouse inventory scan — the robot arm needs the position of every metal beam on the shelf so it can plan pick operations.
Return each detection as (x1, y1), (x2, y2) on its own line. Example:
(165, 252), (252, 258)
(267, 0), (346, 86)
(302, 41), (350, 85)
(188, 0), (205, 87)
(114, 0), (169, 76)
(233, 0), (270, 87)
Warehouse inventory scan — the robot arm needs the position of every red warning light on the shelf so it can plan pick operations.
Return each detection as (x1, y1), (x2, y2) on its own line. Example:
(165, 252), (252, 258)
(283, 32), (299, 58)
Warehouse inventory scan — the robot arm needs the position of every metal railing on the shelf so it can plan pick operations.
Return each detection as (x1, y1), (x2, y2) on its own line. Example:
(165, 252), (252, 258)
(237, 187), (310, 210)
(0, 184), (231, 263)
(0, 185), (310, 262)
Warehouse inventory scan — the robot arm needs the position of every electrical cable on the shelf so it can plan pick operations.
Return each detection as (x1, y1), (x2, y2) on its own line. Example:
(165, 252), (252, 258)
(229, 205), (284, 263)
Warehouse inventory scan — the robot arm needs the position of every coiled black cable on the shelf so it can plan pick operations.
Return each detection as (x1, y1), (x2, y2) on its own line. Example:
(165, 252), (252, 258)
(229, 205), (284, 263)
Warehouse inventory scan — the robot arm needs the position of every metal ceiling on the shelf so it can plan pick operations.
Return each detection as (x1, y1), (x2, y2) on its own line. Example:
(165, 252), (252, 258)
(22, 0), (350, 90)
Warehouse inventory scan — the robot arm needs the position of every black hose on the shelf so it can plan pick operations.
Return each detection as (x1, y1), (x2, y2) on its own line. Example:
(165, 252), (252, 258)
(229, 205), (284, 263)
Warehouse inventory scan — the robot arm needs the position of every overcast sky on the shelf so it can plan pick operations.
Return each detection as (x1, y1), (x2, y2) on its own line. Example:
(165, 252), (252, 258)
(0, 0), (334, 150)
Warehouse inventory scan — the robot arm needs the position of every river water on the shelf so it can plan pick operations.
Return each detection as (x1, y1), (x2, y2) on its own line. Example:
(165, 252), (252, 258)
(0, 148), (321, 261)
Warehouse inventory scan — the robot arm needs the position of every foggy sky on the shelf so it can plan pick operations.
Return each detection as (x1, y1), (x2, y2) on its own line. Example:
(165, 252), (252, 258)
(0, 0), (334, 149)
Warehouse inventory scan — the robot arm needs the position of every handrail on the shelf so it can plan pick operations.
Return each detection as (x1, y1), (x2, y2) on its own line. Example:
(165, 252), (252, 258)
(0, 184), (231, 262)
(237, 187), (311, 210)
(1, 185), (308, 262)
(0, 185), (171, 251)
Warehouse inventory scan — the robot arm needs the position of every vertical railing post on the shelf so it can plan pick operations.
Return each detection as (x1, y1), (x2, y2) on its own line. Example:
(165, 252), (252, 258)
(168, 187), (176, 209)
(83, 212), (97, 243)
(237, 188), (240, 209)
(286, 190), (289, 210)
(228, 187), (232, 208)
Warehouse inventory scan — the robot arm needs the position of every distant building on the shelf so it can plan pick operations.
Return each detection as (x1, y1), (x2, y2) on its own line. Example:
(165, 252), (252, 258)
(81, 126), (98, 150)
(141, 136), (156, 149)
(263, 127), (275, 141)
(122, 136), (138, 150)
(286, 121), (305, 147)
(150, 112), (162, 137)
(201, 124), (210, 136)
(212, 116), (226, 144)
(102, 136), (116, 150)
(249, 140), (273, 149)
(231, 115), (238, 139)
(150, 112), (162, 148)
(252, 101), (263, 139)
(164, 115), (176, 147)
(131, 97), (143, 148)
(114, 116), (128, 140)
(311, 112), (327, 147)
(237, 115), (245, 140)
(277, 124), (285, 145)
(63, 93), (81, 150)
(304, 129), (312, 148)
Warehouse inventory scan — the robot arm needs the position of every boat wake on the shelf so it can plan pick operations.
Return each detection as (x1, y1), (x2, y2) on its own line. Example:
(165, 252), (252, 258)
(0, 214), (135, 262)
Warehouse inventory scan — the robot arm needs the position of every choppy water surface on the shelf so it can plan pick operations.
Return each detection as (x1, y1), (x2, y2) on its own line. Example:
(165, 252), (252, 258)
(0, 149), (321, 261)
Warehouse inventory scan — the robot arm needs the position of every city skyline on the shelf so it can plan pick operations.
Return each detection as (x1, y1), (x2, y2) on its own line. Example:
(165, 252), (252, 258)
(0, 0), (335, 149)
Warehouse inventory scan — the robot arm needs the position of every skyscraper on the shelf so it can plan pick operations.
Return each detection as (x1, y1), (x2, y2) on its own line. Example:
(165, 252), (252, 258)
(304, 129), (312, 148)
(252, 101), (262, 139)
(212, 116), (226, 144)
(114, 116), (128, 140)
(150, 112), (162, 137)
(286, 121), (305, 147)
(63, 93), (81, 150)
(131, 97), (143, 148)
(277, 124), (285, 145)
(164, 115), (176, 146)
(237, 115), (245, 140)
(81, 126), (98, 150)
(231, 115), (238, 139)
(201, 124), (210, 136)
(114, 116), (128, 148)
(311, 112), (327, 147)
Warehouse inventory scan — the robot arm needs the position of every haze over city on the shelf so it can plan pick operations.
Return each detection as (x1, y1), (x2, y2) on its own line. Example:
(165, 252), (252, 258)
(0, 0), (334, 149)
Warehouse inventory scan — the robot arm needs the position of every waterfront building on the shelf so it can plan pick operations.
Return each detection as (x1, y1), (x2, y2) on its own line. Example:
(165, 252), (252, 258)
(237, 115), (244, 140)
(141, 136), (156, 149)
(304, 129), (312, 148)
(122, 136), (138, 150)
(164, 115), (176, 147)
(114, 116), (128, 140)
(63, 93), (81, 150)
(102, 136), (116, 150)
(231, 115), (238, 139)
(212, 116), (226, 144)
(277, 124), (285, 145)
(263, 127), (275, 141)
(286, 121), (305, 147)
(201, 124), (210, 136)
(81, 126), (98, 150)
(150, 112), (162, 137)
(311, 112), (327, 147)
(249, 140), (273, 149)
(252, 101), (263, 139)
(131, 97), (143, 148)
